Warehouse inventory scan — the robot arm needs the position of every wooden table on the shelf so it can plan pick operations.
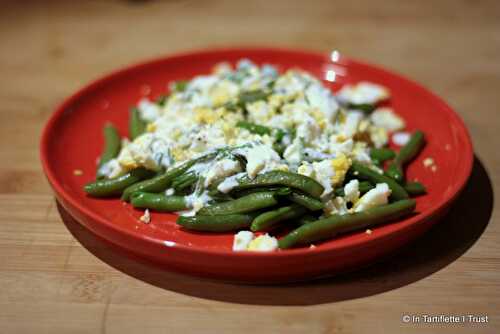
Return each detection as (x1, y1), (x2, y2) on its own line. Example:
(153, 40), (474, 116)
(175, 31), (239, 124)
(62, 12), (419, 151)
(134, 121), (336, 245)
(1, 1), (499, 333)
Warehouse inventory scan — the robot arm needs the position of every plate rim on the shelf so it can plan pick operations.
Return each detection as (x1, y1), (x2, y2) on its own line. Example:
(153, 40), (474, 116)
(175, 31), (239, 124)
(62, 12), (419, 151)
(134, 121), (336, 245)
(40, 46), (474, 258)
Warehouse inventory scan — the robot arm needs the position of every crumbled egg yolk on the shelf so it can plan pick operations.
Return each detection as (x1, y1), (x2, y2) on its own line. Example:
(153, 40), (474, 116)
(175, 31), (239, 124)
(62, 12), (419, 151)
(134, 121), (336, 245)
(210, 82), (238, 106)
(247, 234), (279, 252)
(310, 109), (327, 130)
(232, 231), (278, 252)
(146, 123), (157, 132)
(171, 147), (188, 161)
(330, 153), (352, 186)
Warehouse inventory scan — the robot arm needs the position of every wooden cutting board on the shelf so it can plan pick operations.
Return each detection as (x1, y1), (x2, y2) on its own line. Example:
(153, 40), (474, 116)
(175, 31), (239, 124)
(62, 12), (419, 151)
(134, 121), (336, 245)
(1, 1), (499, 333)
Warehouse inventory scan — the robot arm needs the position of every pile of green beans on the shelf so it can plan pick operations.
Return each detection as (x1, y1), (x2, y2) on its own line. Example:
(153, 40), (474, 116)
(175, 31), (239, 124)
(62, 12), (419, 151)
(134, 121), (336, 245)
(278, 199), (416, 249)
(276, 129), (427, 248)
(84, 106), (428, 250)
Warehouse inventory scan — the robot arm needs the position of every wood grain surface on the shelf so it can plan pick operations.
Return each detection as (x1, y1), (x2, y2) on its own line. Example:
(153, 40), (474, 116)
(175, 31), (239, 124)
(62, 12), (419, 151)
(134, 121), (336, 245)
(1, 1), (499, 333)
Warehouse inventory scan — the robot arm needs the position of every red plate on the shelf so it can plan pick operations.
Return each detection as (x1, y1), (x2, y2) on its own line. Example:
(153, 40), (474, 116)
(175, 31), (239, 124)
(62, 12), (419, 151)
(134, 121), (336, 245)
(40, 48), (473, 283)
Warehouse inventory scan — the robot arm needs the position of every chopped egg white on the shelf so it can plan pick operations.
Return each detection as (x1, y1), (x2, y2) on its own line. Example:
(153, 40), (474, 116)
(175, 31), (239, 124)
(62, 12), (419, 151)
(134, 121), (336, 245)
(392, 131), (411, 146)
(342, 111), (364, 138)
(242, 144), (283, 178)
(247, 234), (279, 252)
(370, 108), (405, 132)
(337, 82), (390, 106)
(297, 153), (351, 196)
(354, 183), (391, 212)
(344, 179), (360, 203)
(204, 158), (242, 187)
(283, 137), (304, 165)
(423, 157), (435, 167)
(324, 197), (349, 216)
(138, 98), (161, 122)
(232, 231), (254, 251)
(232, 232), (278, 252)
(139, 209), (151, 224)
(217, 172), (246, 193)
(305, 84), (339, 123)
(184, 191), (211, 215)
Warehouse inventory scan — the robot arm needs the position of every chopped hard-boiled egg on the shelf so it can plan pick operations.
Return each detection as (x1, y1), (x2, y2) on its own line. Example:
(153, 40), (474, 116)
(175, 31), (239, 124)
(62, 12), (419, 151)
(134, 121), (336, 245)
(342, 111), (364, 138)
(232, 231), (255, 251)
(247, 234), (279, 252)
(324, 197), (349, 216)
(232, 232), (278, 252)
(392, 131), (411, 146)
(283, 137), (304, 165)
(337, 82), (390, 106)
(344, 179), (360, 203)
(138, 98), (161, 122)
(139, 209), (151, 224)
(370, 107), (405, 132)
(354, 183), (392, 212)
(305, 84), (339, 123)
(298, 153), (351, 196)
(330, 153), (352, 186)
(204, 158), (242, 187)
(217, 172), (246, 194)
(369, 126), (389, 148)
(241, 144), (282, 178)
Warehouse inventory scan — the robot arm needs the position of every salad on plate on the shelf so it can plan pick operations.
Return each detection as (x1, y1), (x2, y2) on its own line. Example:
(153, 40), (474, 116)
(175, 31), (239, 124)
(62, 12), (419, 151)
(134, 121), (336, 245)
(84, 59), (426, 251)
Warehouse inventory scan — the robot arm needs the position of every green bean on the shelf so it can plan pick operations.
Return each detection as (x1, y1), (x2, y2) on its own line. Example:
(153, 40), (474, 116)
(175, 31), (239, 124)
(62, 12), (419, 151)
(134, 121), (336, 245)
(175, 175), (198, 191)
(404, 181), (427, 196)
(223, 90), (271, 111)
(172, 80), (188, 92)
(278, 199), (416, 249)
(251, 204), (307, 232)
(370, 148), (396, 166)
(232, 186), (290, 198)
(130, 192), (188, 212)
(198, 191), (279, 215)
(129, 108), (146, 140)
(236, 121), (272, 136)
(351, 162), (409, 200)
(274, 128), (288, 142)
(235, 171), (324, 199)
(121, 154), (214, 201)
(334, 181), (374, 197)
(386, 130), (425, 183)
(296, 214), (318, 226)
(288, 192), (324, 211)
(273, 142), (286, 156)
(176, 214), (254, 232)
(347, 103), (376, 113)
(84, 168), (154, 198)
(172, 172), (198, 191)
(208, 192), (234, 203)
(156, 95), (168, 107)
(97, 123), (121, 178)
(238, 89), (271, 106)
